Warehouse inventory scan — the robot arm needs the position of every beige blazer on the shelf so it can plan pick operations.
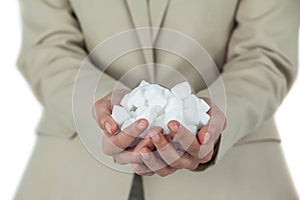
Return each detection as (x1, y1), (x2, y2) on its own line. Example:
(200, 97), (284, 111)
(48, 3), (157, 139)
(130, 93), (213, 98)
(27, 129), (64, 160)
(16, 0), (299, 199)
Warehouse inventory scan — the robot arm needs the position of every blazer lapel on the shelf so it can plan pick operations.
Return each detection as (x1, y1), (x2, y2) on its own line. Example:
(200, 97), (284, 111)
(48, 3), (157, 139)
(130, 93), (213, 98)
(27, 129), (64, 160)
(125, 0), (170, 82)
(149, 0), (170, 43)
(125, 0), (154, 81)
(125, 0), (150, 28)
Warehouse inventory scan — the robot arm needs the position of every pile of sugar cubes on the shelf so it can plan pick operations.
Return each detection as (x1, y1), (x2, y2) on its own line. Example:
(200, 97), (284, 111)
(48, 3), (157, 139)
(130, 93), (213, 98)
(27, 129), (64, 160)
(111, 80), (210, 137)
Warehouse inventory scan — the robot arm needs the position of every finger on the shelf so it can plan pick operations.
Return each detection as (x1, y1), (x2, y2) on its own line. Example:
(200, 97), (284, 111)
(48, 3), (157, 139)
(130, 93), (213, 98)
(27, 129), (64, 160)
(198, 143), (214, 159)
(102, 116), (119, 135)
(197, 103), (226, 145)
(101, 119), (148, 156)
(149, 128), (182, 168)
(94, 100), (112, 127)
(110, 89), (130, 106)
(149, 128), (197, 170)
(197, 127), (211, 145)
(114, 138), (154, 165)
(168, 121), (201, 157)
(114, 150), (141, 165)
(93, 90), (130, 134)
(132, 163), (154, 176)
(93, 95), (112, 119)
(198, 149), (214, 164)
(93, 98), (120, 135)
(135, 137), (155, 151)
(139, 148), (177, 177)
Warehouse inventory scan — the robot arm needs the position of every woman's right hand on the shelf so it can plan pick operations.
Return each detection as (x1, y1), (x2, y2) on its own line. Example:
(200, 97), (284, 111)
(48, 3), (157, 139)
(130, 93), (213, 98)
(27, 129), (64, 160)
(93, 90), (150, 158)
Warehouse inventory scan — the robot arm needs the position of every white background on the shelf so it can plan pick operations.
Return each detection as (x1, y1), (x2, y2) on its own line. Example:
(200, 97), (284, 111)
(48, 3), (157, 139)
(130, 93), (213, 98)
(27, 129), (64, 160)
(0, 1), (299, 199)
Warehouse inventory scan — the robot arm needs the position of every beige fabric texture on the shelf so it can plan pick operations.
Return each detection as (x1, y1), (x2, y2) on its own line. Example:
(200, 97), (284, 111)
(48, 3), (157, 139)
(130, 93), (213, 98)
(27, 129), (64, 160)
(16, 0), (299, 199)
(15, 135), (297, 200)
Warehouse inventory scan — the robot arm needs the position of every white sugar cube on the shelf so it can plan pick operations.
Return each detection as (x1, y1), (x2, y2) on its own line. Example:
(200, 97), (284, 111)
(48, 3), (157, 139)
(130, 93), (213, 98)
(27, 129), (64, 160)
(139, 80), (150, 87)
(135, 105), (146, 116)
(134, 106), (152, 122)
(149, 105), (164, 119)
(198, 113), (210, 128)
(164, 96), (181, 113)
(171, 82), (192, 99)
(148, 95), (167, 108)
(129, 88), (146, 108)
(144, 84), (163, 100)
(197, 98), (210, 113)
(120, 93), (129, 107)
(152, 115), (165, 128)
(111, 105), (130, 125)
(183, 107), (200, 126)
(135, 113), (152, 124)
(182, 94), (198, 109)
(163, 87), (173, 99)
(111, 80), (211, 143)
(164, 111), (182, 126)
(185, 125), (198, 135)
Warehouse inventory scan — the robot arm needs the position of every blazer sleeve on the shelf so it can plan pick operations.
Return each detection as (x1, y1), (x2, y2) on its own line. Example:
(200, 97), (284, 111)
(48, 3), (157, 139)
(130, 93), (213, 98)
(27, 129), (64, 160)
(17, 0), (129, 133)
(197, 0), (299, 167)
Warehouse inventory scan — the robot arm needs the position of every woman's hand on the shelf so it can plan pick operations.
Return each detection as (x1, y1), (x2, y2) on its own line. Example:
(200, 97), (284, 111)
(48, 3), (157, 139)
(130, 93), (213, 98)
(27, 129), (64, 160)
(131, 98), (226, 177)
(94, 90), (150, 157)
(94, 92), (226, 177)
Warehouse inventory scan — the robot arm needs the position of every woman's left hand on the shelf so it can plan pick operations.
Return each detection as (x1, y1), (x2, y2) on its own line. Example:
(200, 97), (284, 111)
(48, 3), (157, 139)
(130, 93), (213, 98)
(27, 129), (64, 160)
(132, 124), (214, 177)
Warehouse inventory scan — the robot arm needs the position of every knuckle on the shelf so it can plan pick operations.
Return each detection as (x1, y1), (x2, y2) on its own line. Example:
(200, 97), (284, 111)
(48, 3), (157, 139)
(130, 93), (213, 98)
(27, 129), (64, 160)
(96, 99), (110, 108)
(110, 136), (124, 149)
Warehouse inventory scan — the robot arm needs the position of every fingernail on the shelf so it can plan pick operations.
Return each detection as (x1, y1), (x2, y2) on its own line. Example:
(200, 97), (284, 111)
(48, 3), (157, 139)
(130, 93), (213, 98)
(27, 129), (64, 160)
(150, 133), (160, 142)
(140, 151), (150, 160)
(204, 132), (211, 144)
(170, 123), (179, 132)
(105, 122), (111, 134)
(137, 120), (147, 130)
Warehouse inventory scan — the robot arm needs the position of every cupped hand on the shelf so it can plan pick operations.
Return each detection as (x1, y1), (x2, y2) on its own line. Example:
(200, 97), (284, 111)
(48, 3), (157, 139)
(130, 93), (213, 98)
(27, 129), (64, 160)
(94, 93), (226, 177)
(131, 98), (226, 177)
(93, 90), (150, 156)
